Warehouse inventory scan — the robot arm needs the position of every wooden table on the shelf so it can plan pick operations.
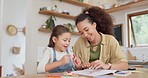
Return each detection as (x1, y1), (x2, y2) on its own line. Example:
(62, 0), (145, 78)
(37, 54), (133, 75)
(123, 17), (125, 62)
(1, 68), (148, 78)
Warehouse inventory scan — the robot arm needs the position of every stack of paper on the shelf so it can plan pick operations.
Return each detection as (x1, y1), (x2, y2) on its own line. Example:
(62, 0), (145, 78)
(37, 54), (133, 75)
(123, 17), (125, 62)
(72, 69), (117, 77)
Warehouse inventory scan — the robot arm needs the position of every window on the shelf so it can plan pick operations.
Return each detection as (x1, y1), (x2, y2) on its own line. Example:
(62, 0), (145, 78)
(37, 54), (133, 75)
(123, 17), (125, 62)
(128, 10), (148, 47)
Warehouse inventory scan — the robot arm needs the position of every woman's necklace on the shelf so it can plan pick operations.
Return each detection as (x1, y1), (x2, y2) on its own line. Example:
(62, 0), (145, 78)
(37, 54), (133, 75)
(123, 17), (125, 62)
(90, 43), (100, 52)
(90, 33), (102, 51)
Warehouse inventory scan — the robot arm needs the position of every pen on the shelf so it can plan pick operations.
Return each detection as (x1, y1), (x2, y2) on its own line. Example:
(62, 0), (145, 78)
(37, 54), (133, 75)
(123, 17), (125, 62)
(73, 54), (78, 65)
(116, 72), (126, 74)
(114, 71), (131, 76)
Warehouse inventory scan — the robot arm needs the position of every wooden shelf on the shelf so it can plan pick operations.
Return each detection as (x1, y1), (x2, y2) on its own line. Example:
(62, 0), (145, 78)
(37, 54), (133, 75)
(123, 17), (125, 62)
(39, 10), (76, 20)
(62, 0), (92, 7)
(39, 0), (148, 23)
(71, 32), (80, 35)
(38, 27), (51, 33)
(62, 0), (148, 13)
(106, 0), (148, 13)
(38, 27), (79, 35)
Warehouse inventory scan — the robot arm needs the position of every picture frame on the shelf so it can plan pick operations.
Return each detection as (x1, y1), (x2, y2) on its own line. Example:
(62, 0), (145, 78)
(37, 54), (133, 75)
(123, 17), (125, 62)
(113, 24), (123, 46)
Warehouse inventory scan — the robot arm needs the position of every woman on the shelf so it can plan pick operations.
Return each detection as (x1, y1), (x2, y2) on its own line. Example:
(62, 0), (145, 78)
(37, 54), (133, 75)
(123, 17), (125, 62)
(73, 6), (128, 70)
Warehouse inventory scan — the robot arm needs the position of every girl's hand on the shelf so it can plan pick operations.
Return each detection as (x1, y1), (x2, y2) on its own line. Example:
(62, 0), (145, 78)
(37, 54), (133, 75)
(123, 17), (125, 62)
(90, 60), (110, 70)
(59, 54), (71, 65)
(72, 55), (82, 70)
(73, 54), (81, 65)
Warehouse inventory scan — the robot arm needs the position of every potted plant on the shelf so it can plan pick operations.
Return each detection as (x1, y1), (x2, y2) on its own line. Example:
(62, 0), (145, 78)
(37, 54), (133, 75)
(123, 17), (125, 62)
(45, 15), (56, 30)
(64, 23), (75, 32)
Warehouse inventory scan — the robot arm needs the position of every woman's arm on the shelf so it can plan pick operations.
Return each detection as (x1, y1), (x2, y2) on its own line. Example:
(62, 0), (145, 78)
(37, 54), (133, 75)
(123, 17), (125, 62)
(109, 36), (128, 70)
(110, 62), (128, 70)
(90, 60), (128, 70)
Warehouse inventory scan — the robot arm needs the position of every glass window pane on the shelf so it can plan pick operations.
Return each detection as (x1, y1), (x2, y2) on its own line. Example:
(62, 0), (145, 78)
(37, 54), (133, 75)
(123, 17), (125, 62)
(131, 14), (148, 46)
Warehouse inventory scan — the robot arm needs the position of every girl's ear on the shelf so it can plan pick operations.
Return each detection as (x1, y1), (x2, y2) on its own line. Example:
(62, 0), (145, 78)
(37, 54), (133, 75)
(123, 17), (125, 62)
(52, 36), (57, 43)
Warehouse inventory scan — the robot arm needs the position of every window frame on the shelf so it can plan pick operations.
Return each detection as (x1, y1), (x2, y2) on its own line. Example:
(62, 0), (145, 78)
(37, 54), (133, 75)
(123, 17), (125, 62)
(127, 10), (148, 47)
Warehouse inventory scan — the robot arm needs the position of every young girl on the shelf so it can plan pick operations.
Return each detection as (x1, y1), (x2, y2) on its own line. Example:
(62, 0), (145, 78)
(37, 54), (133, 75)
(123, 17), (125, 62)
(37, 25), (80, 73)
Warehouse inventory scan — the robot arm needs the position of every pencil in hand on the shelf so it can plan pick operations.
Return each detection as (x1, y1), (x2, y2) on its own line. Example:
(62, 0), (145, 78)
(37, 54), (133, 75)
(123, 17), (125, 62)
(73, 54), (79, 65)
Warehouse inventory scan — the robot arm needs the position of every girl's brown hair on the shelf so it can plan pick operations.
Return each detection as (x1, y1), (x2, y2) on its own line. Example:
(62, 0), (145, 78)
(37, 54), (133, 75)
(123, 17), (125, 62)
(48, 25), (70, 48)
(75, 6), (114, 35)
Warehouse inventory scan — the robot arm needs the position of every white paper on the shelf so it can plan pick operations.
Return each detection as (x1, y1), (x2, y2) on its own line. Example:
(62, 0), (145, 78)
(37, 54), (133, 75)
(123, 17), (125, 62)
(95, 75), (115, 78)
(72, 69), (117, 77)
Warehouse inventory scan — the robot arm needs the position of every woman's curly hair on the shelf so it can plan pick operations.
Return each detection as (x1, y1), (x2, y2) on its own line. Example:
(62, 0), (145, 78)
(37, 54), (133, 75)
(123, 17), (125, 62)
(75, 6), (114, 35)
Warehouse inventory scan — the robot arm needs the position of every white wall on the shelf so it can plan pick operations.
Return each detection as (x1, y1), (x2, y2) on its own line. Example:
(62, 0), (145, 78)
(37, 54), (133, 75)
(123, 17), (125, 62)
(0, 0), (3, 65)
(0, 0), (26, 77)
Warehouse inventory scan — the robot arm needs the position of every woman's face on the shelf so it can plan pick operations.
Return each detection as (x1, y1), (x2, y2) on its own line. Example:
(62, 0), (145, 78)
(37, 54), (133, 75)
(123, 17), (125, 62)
(76, 19), (97, 42)
(53, 32), (71, 52)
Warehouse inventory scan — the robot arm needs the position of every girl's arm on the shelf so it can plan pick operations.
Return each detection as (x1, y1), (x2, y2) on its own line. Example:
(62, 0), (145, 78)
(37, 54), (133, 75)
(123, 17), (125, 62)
(37, 48), (51, 73)
(45, 54), (71, 72)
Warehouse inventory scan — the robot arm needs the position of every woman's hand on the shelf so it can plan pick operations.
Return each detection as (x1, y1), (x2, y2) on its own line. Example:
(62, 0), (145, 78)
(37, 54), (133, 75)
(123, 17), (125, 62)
(90, 60), (110, 70)
(59, 54), (71, 65)
(81, 62), (91, 69)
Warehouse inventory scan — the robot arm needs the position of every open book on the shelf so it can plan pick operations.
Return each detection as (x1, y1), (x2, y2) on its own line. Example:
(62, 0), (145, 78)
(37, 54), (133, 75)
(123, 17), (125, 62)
(72, 69), (117, 77)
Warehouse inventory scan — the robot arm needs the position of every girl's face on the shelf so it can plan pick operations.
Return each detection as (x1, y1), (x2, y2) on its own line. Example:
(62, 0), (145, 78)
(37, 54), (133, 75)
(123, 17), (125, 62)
(76, 19), (97, 42)
(53, 32), (71, 52)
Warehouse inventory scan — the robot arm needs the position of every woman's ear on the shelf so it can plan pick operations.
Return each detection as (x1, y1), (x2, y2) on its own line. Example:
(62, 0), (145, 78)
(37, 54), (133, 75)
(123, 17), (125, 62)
(92, 22), (97, 28)
(52, 36), (57, 43)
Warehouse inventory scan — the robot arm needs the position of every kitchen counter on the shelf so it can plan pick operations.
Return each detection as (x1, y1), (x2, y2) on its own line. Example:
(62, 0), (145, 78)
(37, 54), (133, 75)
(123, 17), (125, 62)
(128, 60), (148, 64)
(128, 60), (148, 68)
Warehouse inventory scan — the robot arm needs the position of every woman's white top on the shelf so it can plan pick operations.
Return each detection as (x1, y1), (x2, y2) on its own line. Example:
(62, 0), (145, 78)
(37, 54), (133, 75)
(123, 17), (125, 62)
(37, 47), (74, 73)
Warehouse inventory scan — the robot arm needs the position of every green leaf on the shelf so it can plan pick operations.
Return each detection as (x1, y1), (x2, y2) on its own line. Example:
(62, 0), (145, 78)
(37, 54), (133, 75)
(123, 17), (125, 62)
(45, 15), (56, 29)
